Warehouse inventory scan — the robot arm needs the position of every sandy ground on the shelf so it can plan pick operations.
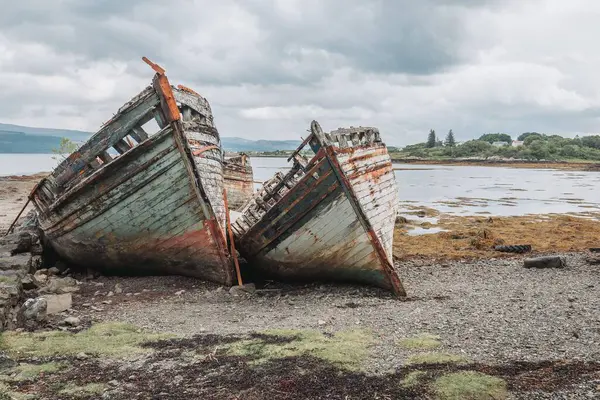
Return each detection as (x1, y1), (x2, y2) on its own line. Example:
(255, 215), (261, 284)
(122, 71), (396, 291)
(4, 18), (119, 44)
(0, 173), (46, 234)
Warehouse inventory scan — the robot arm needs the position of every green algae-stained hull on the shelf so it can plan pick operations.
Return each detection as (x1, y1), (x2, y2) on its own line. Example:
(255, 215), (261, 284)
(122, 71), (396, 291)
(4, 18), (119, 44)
(232, 121), (405, 296)
(31, 66), (234, 285)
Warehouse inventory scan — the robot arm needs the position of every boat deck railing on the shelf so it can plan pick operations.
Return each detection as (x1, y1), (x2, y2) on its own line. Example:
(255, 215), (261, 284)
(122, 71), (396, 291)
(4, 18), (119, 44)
(232, 124), (382, 237)
(33, 83), (217, 212)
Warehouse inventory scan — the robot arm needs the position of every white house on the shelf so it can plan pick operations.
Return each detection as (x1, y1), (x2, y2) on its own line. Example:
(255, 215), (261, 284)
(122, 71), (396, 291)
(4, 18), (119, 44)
(512, 140), (524, 147)
(492, 141), (508, 147)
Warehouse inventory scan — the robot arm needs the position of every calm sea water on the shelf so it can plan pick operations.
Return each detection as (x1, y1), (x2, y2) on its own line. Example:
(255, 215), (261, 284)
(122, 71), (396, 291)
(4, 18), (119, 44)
(0, 154), (59, 176)
(3, 154), (598, 217)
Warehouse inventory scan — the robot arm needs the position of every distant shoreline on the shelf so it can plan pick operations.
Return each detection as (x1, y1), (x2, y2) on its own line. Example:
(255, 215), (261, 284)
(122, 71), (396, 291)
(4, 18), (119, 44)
(391, 158), (600, 171)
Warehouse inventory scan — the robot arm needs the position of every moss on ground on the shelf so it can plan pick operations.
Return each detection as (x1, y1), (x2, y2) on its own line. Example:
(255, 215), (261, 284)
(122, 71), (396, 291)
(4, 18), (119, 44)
(0, 276), (18, 285)
(401, 370), (427, 388)
(406, 352), (469, 365)
(225, 329), (373, 370)
(0, 382), (34, 400)
(398, 333), (442, 349)
(0, 322), (172, 360)
(1, 362), (66, 382)
(433, 371), (508, 400)
(59, 382), (106, 397)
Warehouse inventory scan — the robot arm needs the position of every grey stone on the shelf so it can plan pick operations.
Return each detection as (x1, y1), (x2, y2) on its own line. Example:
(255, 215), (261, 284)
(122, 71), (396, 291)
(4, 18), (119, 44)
(47, 267), (60, 276)
(524, 256), (566, 269)
(20, 297), (47, 322)
(63, 316), (80, 326)
(114, 283), (123, 294)
(33, 273), (48, 286)
(38, 277), (79, 294)
(21, 274), (37, 290)
(0, 232), (33, 255)
(229, 283), (256, 296)
(0, 254), (31, 272)
(42, 293), (72, 314)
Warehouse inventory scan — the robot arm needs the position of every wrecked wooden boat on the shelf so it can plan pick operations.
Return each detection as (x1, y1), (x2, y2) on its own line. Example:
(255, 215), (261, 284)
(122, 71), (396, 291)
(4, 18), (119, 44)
(231, 121), (406, 296)
(30, 58), (236, 285)
(223, 153), (254, 210)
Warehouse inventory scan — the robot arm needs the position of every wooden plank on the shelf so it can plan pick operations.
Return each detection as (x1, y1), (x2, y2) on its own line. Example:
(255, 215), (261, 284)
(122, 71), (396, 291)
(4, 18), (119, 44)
(53, 92), (160, 188)
(130, 126), (149, 143)
(153, 108), (167, 129)
(114, 139), (132, 155)
(98, 151), (112, 164)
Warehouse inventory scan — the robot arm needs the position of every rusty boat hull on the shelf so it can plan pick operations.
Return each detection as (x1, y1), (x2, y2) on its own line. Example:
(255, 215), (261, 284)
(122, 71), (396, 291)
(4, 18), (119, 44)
(232, 121), (405, 296)
(223, 153), (254, 210)
(30, 61), (234, 285)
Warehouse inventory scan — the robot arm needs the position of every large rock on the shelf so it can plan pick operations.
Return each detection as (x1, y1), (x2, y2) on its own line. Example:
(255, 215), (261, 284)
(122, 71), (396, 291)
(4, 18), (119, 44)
(33, 273), (48, 286)
(42, 293), (72, 314)
(0, 232), (38, 255)
(19, 297), (47, 323)
(0, 254), (31, 273)
(38, 277), (79, 294)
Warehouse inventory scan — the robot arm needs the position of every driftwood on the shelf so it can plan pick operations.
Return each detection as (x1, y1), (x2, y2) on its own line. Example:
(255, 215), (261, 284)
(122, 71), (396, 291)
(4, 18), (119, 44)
(524, 256), (566, 269)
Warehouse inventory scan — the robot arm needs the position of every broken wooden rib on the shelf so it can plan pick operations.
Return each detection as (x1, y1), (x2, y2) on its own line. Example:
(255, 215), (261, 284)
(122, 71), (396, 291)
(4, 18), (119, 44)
(30, 59), (234, 285)
(223, 153), (254, 210)
(232, 121), (405, 296)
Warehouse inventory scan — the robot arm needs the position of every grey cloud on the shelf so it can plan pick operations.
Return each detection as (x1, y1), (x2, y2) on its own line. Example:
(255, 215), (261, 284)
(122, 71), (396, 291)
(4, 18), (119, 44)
(1, 0), (501, 83)
(0, 0), (598, 144)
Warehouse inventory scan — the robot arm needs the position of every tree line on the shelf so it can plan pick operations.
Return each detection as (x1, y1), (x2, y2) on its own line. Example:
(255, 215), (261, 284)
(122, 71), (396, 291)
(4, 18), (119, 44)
(393, 130), (600, 161)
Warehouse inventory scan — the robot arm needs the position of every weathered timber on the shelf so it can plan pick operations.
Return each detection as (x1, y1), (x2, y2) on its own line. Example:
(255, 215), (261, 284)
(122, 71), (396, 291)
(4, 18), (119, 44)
(223, 153), (254, 210)
(30, 59), (234, 285)
(232, 121), (405, 296)
(524, 256), (566, 269)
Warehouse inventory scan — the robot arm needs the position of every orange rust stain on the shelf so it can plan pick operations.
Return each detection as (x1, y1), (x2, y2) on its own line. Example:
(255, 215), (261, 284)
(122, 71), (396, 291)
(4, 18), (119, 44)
(347, 163), (392, 181)
(191, 145), (219, 156)
(364, 164), (392, 182)
(334, 145), (386, 155)
(154, 225), (216, 253)
(155, 74), (181, 122)
(177, 84), (201, 96)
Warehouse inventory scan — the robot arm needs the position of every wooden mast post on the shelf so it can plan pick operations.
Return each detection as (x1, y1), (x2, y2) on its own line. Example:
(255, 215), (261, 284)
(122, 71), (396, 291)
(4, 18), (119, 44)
(223, 188), (243, 286)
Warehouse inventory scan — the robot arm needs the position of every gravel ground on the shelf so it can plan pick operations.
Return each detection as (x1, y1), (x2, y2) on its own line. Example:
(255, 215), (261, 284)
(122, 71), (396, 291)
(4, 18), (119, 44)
(7, 252), (600, 398)
(87, 252), (600, 369)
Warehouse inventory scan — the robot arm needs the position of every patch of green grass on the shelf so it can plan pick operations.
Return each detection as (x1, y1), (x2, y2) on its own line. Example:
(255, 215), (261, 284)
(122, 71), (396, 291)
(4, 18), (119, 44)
(406, 352), (469, 366)
(398, 333), (442, 349)
(0, 276), (18, 285)
(59, 382), (106, 397)
(0, 382), (35, 400)
(433, 371), (508, 400)
(225, 329), (373, 370)
(5, 362), (66, 382)
(1, 322), (173, 360)
(401, 370), (427, 388)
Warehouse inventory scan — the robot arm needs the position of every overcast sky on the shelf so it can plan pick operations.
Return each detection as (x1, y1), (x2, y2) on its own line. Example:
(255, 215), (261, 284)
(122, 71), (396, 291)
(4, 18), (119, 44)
(1, 0), (600, 145)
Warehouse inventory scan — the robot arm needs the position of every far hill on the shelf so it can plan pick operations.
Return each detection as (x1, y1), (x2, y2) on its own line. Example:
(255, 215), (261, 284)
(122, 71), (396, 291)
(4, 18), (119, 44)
(0, 123), (301, 154)
(220, 137), (300, 152)
(0, 123), (91, 142)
